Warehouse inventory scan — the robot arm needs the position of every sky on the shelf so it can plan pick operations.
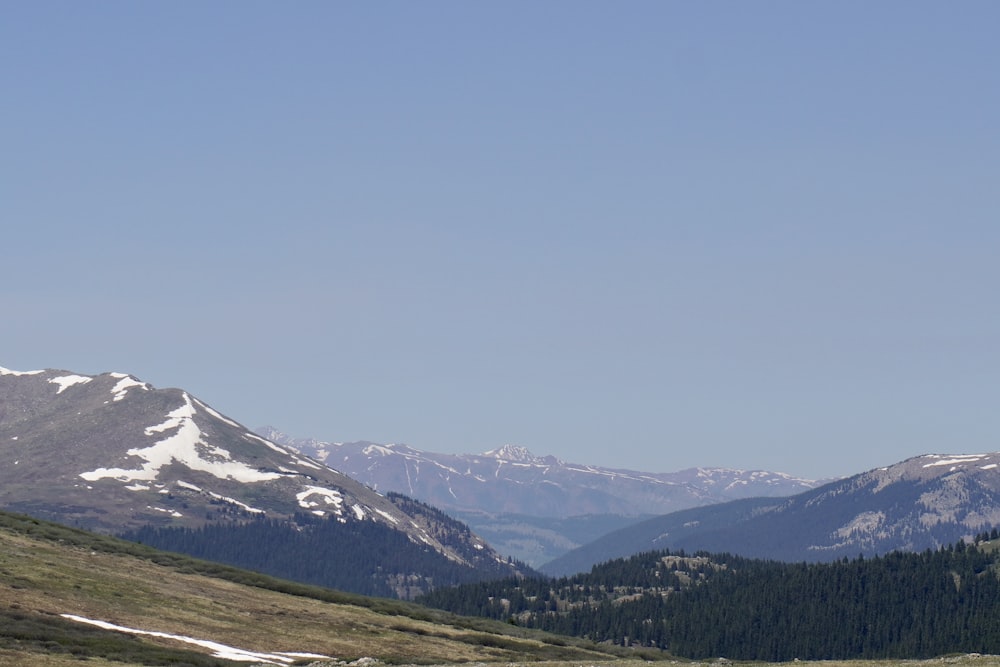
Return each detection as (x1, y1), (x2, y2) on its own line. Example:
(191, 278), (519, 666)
(2, 2), (998, 480)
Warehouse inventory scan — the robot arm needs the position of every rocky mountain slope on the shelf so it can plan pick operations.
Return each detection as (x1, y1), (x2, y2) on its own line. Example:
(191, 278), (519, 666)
(257, 427), (820, 565)
(542, 453), (1000, 575)
(0, 366), (525, 592)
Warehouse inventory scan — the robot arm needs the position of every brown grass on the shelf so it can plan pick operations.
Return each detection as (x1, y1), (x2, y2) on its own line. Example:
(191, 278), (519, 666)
(0, 521), (620, 665)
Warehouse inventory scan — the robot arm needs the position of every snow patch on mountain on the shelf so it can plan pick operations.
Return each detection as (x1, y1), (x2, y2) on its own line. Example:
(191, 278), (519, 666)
(364, 444), (396, 457)
(485, 444), (542, 463)
(207, 490), (266, 514)
(109, 373), (150, 401)
(245, 432), (290, 454)
(0, 366), (44, 376)
(375, 508), (399, 524)
(48, 374), (93, 393)
(296, 486), (344, 515)
(149, 505), (183, 518)
(79, 393), (283, 484)
(291, 456), (321, 470)
(922, 454), (994, 469)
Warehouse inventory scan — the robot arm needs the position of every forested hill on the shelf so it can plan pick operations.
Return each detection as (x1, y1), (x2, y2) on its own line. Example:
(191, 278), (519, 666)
(418, 533), (1000, 661)
(123, 504), (534, 600)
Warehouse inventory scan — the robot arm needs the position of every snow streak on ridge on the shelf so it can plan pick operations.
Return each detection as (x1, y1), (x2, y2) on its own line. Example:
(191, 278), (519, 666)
(79, 393), (282, 484)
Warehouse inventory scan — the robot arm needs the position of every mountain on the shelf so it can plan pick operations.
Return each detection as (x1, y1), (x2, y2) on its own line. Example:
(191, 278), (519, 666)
(541, 453), (1000, 575)
(0, 509), (633, 666)
(257, 426), (820, 565)
(257, 430), (819, 516)
(0, 365), (526, 595)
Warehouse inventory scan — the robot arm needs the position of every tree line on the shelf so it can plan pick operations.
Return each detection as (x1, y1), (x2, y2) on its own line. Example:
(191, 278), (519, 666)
(418, 536), (1000, 660)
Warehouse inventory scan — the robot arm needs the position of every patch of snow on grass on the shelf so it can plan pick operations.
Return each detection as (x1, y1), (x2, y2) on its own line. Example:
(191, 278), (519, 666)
(60, 614), (329, 664)
(79, 393), (282, 484)
(125, 483), (150, 491)
(351, 504), (366, 520)
(49, 374), (93, 393)
(176, 481), (202, 492)
(149, 506), (183, 518)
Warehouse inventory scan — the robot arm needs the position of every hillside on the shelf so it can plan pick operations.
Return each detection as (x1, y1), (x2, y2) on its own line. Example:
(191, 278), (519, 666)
(120, 495), (530, 599)
(0, 510), (646, 666)
(542, 453), (1000, 575)
(0, 366), (528, 596)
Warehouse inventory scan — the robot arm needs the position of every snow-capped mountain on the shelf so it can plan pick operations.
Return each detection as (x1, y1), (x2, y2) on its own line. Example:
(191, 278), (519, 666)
(258, 427), (819, 517)
(542, 453), (1000, 575)
(0, 366), (518, 581)
(257, 426), (820, 565)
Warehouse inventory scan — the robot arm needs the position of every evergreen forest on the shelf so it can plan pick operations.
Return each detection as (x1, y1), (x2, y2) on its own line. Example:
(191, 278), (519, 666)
(418, 533), (1000, 661)
(121, 512), (517, 599)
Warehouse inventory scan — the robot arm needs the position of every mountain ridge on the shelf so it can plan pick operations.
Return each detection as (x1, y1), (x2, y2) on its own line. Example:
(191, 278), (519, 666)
(541, 451), (1000, 575)
(258, 426), (820, 517)
(257, 425), (823, 565)
(0, 365), (527, 595)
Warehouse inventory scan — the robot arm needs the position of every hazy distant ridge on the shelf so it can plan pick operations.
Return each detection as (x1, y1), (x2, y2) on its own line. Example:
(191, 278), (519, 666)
(542, 452), (1000, 575)
(258, 425), (821, 565)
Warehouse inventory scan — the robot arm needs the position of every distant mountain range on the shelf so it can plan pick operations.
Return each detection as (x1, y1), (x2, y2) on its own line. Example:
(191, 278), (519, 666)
(542, 452), (1000, 575)
(9, 363), (998, 592)
(0, 366), (527, 595)
(257, 426), (822, 565)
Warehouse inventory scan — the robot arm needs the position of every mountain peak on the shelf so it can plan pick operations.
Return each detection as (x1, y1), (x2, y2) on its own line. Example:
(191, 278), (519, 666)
(484, 444), (538, 463)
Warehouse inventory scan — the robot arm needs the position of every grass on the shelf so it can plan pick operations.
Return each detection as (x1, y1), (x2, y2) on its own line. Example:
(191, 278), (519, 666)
(4, 511), (1000, 667)
(0, 511), (643, 665)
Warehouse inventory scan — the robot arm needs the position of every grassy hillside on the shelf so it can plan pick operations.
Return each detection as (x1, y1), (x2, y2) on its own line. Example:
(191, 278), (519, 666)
(6, 511), (1000, 667)
(0, 511), (648, 666)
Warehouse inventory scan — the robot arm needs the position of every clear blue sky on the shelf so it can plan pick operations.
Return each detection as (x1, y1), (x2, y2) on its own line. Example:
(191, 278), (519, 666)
(3, 2), (998, 480)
